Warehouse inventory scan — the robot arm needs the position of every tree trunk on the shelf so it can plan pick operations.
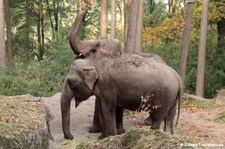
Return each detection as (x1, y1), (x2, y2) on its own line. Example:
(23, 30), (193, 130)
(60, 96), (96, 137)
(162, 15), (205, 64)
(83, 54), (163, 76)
(169, 0), (176, 16)
(25, 0), (30, 62)
(217, 18), (225, 50)
(135, 0), (143, 52)
(111, 0), (116, 39)
(179, 2), (194, 89)
(46, 0), (55, 40)
(121, 0), (125, 47)
(4, 0), (12, 64)
(100, 0), (108, 38)
(53, 0), (59, 32)
(0, 0), (5, 65)
(196, 0), (209, 97)
(125, 0), (140, 53)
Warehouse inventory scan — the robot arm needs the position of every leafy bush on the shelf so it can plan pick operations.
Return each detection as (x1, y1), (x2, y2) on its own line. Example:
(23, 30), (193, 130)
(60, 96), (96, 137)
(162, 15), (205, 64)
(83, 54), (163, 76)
(0, 43), (74, 97)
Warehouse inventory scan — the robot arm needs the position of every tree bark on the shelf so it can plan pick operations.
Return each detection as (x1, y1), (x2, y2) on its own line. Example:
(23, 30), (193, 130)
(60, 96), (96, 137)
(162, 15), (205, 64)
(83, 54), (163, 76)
(135, 0), (144, 52)
(121, 0), (125, 47)
(196, 0), (209, 97)
(169, 0), (176, 16)
(4, 0), (12, 64)
(100, 0), (108, 38)
(217, 18), (225, 49)
(25, 0), (30, 62)
(0, 0), (5, 65)
(179, 2), (194, 89)
(111, 0), (116, 39)
(125, 0), (140, 53)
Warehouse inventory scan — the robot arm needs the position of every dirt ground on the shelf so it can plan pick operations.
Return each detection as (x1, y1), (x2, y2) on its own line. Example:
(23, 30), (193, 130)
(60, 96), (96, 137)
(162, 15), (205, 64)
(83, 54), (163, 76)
(39, 93), (225, 149)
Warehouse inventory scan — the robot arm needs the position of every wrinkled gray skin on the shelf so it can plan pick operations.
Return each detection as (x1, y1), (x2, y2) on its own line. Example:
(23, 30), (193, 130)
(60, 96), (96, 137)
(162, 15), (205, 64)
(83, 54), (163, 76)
(61, 9), (181, 140)
(61, 53), (182, 139)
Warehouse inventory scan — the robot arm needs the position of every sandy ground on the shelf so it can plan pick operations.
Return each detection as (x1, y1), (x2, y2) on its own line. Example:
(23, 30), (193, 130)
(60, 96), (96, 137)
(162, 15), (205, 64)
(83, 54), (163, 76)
(40, 93), (225, 149)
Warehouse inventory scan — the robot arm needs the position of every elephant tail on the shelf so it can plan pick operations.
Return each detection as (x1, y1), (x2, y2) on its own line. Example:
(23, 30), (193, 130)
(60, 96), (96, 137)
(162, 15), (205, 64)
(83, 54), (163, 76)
(175, 80), (183, 127)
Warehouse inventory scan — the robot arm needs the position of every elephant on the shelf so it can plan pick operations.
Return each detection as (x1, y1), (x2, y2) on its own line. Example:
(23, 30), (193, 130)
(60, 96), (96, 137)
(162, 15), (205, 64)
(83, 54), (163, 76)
(61, 52), (182, 139)
(66, 9), (168, 133)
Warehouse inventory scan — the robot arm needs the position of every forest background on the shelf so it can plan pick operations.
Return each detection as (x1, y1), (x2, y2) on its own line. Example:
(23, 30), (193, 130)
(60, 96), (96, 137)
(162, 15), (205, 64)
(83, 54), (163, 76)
(0, 0), (225, 99)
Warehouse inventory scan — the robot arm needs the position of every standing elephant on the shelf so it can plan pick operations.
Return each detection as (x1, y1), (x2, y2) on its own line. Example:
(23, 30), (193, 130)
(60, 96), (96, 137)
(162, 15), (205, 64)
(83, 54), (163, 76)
(61, 53), (182, 139)
(66, 9), (168, 134)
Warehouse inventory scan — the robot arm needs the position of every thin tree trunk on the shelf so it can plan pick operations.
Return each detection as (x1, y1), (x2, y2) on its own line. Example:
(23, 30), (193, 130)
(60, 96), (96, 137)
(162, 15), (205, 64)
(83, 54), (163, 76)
(53, 0), (59, 32)
(111, 0), (116, 39)
(135, 0), (143, 52)
(169, 0), (176, 16)
(196, 0), (210, 97)
(125, 0), (140, 53)
(217, 18), (225, 49)
(4, 0), (12, 64)
(121, 0), (125, 47)
(25, 0), (30, 62)
(0, 0), (5, 65)
(46, 0), (55, 40)
(100, 0), (108, 38)
(179, 2), (194, 89)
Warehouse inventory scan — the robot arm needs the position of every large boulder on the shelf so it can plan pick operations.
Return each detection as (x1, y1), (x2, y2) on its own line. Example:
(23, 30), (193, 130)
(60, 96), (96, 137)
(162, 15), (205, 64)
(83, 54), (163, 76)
(0, 96), (53, 149)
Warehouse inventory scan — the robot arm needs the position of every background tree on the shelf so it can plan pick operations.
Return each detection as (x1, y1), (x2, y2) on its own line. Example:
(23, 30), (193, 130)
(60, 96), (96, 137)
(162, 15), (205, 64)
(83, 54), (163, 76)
(0, 0), (5, 65)
(100, 0), (108, 38)
(4, 0), (12, 64)
(125, 0), (140, 52)
(179, 1), (195, 89)
(196, 0), (210, 97)
(111, 0), (116, 39)
(135, 0), (144, 52)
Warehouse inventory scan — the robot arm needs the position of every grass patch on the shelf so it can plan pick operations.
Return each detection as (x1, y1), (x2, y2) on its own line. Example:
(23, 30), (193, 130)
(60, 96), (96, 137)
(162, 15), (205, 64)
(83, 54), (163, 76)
(76, 128), (195, 149)
(210, 111), (225, 124)
(181, 99), (219, 110)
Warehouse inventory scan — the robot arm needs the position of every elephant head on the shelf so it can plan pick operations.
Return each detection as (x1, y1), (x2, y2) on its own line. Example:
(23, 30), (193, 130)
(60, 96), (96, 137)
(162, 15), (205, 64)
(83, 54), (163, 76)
(69, 9), (121, 58)
(61, 59), (98, 140)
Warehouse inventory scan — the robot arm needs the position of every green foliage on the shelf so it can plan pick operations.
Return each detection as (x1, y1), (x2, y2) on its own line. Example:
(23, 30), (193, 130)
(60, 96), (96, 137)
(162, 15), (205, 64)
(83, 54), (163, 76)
(0, 43), (74, 97)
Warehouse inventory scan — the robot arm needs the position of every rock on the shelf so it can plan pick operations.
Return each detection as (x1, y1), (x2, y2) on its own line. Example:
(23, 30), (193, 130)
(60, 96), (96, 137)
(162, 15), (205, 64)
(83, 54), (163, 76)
(76, 128), (198, 149)
(0, 96), (53, 149)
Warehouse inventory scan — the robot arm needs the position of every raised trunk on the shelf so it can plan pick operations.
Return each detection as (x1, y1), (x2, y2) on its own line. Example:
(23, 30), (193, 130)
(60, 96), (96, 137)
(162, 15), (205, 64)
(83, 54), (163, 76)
(69, 10), (87, 56)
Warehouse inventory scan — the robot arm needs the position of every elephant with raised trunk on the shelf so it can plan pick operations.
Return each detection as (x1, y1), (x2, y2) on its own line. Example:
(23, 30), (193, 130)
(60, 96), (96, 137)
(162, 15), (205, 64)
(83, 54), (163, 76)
(68, 9), (121, 58)
(61, 53), (182, 139)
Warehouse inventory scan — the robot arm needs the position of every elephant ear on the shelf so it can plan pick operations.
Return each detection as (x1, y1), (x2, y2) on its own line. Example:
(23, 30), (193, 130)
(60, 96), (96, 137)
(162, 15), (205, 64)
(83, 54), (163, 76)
(83, 67), (98, 90)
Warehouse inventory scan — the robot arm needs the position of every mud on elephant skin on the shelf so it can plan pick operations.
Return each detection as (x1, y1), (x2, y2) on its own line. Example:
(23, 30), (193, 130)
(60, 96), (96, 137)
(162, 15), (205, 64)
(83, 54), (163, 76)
(61, 54), (182, 140)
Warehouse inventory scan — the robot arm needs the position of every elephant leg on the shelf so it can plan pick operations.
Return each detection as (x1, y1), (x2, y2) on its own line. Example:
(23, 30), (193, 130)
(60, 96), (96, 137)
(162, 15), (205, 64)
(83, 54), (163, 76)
(116, 107), (125, 135)
(61, 83), (74, 140)
(163, 103), (177, 134)
(89, 97), (101, 133)
(151, 121), (161, 130)
(144, 114), (152, 126)
(98, 96), (117, 139)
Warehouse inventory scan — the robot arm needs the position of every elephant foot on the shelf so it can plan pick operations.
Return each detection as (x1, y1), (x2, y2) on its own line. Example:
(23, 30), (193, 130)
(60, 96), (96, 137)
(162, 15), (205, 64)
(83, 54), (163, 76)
(117, 127), (125, 135)
(89, 125), (101, 133)
(64, 133), (74, 140)
(144, 116), (152, 126)
(98, 133), (107, 139)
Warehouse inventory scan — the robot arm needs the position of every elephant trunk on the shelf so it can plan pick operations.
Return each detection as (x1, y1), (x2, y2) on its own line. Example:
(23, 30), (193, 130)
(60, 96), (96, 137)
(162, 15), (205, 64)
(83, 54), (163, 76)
(69, 9), (87, 56)
(61, 83), (74, 140)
